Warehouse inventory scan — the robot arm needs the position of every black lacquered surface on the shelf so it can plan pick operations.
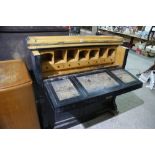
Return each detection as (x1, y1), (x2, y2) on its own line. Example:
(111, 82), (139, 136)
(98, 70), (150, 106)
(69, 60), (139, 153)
(44, 68), (142, 108)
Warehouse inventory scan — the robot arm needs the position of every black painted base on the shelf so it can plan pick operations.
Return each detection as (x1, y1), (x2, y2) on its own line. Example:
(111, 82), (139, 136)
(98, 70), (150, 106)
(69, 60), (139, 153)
(54, 100), (118, 129)
(31, 68), (142, 129)
(44, 96), (118, 129)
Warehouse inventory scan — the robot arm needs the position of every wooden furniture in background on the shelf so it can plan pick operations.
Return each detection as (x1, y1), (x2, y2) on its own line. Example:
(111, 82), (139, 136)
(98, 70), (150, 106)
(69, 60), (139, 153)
(0, 59), (40, 128)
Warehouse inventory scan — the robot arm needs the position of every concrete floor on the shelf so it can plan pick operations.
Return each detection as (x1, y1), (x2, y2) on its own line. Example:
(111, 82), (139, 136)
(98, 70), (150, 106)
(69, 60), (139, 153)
(71, 50), (155, 129)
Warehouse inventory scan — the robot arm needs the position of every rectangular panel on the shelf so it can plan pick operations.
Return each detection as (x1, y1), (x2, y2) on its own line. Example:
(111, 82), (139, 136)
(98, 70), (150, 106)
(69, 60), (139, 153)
(112, 69), (136, 83)
(43, 68), (143, 109)
(51, 79), (79, 101)
(77, 72), (119, 93)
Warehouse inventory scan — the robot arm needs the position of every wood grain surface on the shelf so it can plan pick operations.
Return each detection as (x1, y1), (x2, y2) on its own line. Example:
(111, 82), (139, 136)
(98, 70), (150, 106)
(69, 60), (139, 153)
(77, 72), (119, 93)
(51, 79), (79, 101)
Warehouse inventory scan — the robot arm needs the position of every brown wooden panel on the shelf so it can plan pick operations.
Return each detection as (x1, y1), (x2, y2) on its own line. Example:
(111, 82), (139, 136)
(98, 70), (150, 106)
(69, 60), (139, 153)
(0, 59), (31, 90)
(0, 59), (40, 128)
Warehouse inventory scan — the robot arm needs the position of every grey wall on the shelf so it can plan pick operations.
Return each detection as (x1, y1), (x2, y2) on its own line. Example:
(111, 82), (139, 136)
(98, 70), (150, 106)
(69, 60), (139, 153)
(0, 26), (69, 70)
(80, 26), (98, 35)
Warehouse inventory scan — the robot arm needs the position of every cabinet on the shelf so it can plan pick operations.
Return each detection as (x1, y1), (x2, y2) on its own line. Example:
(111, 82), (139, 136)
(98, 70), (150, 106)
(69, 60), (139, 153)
(0, 59), (40, 128)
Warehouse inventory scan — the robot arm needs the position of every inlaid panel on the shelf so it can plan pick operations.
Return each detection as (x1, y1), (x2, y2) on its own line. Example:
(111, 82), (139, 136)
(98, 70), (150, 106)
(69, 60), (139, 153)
(51, 79), (79, 101)
(112, 69), (136, 83)
(77, 72), (119, 93)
